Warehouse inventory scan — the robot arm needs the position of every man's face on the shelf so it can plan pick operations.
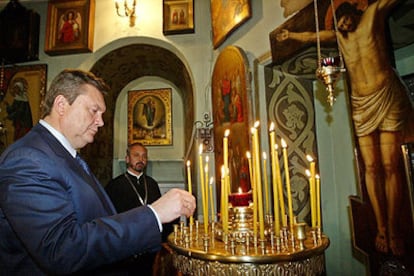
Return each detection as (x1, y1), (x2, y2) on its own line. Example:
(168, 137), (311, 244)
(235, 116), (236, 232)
(126, 145), (148, 173)
(338, 14), (356, 32)
(60, 84), (106, 150)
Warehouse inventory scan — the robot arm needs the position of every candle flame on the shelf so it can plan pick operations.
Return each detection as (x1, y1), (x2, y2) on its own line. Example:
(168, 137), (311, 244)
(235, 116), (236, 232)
(281, 138), (287, 148)
(250, 127), (255, 134)
(205, 156), (209, 162)
(305, 169), (311, 177)
(306, 155), (314, 162)
(238, 187), (243, 193)
(204, 164), (208, 172)
(262, 151), (267, 159)
(224, 129), (230, 137)
(316, 174), (320, 180)
(254, 121), (260, 128)
(269, 122), (275, 132)
(246, 151), (251, 159)
(199, 143), (203, 154)
(186, 160), (190, 167)
(210, 177), (214, 185)
(274, 143), (278, 150)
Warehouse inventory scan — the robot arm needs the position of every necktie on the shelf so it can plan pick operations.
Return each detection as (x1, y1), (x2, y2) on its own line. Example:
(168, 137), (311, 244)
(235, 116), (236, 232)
(76, 154), (92, 175)
(75, 154), (114, 214)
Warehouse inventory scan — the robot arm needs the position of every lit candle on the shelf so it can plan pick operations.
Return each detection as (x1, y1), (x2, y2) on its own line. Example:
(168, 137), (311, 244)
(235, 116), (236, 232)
(247, 151), (257, 237)
(226, 167), (231, 234)
(306, 155), (316, 228)
(305, 169), (315, 228)
(281, 138), (294, 231)
(252, 122), (264, 240)
(263, 152), (270, 215)
(270, 123), (286, 228)
(246, 151), (253, 190)
(269, 123), (280, 234)
(223, 129), (231, 202)
(229, 187), (253, 207)
(205, 156), (209, 222)
(223, 129), (230, 173)
(223, 130), (230, 234)
(220, 165), (225, 229)
(316, 174), (321, 228)
(186, 160), (193, 225)
(274, 143), (286, 227)
(198, 144), (207, 234)
(220, 168), (229, 233)
(223, 167), (230, 234)
(209, 177), (215, 222)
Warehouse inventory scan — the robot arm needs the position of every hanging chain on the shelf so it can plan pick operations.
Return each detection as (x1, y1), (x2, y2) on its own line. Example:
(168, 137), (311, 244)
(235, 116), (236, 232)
(313, 0), (322, 69)
(314, 0), (345, 69)
(330, 0), (345, 68)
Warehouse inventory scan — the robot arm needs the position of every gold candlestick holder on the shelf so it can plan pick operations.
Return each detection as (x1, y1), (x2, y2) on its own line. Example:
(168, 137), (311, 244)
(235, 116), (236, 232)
(316, 56), (346, 107)
(168, 203), (330, 275)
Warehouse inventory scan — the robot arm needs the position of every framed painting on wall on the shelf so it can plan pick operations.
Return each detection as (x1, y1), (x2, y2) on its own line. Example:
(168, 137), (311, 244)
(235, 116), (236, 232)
(44, 0), (95, 56)
(0, 64), (47, 152)
(0, 0), (40, 64)
(163, 0), (194, 35)
(210, 0), (252, 49)
(128, 88), (172, 146)
(211, 45), (252, 194)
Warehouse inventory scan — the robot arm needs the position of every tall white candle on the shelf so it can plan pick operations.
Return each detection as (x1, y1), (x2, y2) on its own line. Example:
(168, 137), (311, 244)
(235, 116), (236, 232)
(247, 151), (257, 236)
(316, 174), (321, 228)
(246, 151), (253, 190)
(252, 122), (264, 240)
(223, 130), (230, 234)
(220, 165), (225, 229)
(209, 177), (215, 222)
(269, 123), (281, 234)
(274, 143), (286, 227)
(223, 129), (231, 200)
(263, 151), (270, 215)
(306, 155), (316, 228)
(223, 129), (230, 173)
(205, 156), (209, 221)
(281, 138), (294, 231)
(186, 160), (193, 225)
(198, 144), (207, 234)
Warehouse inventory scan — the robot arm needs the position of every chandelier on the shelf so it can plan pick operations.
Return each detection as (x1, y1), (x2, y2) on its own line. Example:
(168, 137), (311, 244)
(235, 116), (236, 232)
(114, 0), (136, 27)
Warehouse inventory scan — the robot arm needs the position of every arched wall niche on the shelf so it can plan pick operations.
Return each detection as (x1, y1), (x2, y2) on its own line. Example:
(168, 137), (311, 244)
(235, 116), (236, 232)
(81, 39), (195, 185)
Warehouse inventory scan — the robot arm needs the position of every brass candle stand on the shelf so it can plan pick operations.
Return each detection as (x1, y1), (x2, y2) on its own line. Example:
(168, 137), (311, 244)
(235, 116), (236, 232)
(168, 204), (330, 275)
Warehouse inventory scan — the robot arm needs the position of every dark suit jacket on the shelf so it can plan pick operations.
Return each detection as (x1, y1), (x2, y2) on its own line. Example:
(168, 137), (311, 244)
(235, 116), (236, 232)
(105, 173), (176, 276)
(0, 124), (162, 275)
(106, 173), (177, 241)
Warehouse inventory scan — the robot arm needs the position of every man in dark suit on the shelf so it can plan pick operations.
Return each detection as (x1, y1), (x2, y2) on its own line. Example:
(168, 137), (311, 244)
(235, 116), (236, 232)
(0, 69), (195, 275)
(105, 142), (176, 275)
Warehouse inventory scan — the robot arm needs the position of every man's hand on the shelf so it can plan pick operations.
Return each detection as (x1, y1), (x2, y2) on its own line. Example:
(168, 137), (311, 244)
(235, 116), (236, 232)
(151, 188), (196, 224)
(276, 29), (289, 42)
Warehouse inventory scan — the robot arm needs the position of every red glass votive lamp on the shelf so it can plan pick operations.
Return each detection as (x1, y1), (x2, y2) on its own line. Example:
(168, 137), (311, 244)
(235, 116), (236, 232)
(228, 191), (252, 207)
